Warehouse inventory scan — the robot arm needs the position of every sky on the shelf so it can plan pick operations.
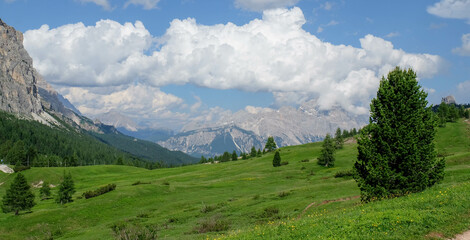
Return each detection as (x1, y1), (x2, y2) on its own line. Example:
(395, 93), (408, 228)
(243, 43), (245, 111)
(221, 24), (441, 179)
(1, 0), (469, 130)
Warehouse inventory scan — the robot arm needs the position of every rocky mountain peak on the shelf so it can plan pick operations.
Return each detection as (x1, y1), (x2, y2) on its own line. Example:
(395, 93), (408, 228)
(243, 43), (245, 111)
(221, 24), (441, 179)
(0, 18), (43, 116)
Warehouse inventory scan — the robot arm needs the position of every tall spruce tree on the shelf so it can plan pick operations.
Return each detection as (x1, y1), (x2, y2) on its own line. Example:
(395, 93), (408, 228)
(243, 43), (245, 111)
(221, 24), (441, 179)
(318, 134), (335, 167)
(40, 181), (51, 200)
(334, 128), (344, 149)
(272, 151), (281, 167)
(2, 173), (36, 215)
(264, 136), (277, 152)
(354, 67), (445, 202)
(250, 146), (257, 158)
(56, 172), (76, 204)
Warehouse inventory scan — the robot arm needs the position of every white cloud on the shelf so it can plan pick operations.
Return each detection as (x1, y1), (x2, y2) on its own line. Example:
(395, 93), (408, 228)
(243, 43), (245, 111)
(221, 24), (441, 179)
(59, 83), (183, 118)
(323, 1), (333, 10)
(452, 33), (470, 56)
(427, 0), (470, 23)
(458, 80), (470, 91)
(24, 7), (443, 116)
(24, 20), (153, 87)
(234, 0), (300, 11)
(124, 0), (160, 10)
(385, 31), (400, 38)
(79, 0), (112, 10)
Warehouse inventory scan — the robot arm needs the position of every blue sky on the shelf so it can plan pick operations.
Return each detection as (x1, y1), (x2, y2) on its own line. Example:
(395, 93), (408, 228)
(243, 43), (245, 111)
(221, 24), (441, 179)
(1, 0), (469, 130)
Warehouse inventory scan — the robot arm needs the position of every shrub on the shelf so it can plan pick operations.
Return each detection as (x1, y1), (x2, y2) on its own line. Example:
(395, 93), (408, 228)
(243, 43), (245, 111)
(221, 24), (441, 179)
(280, 161), (289, 166)
(111, 222), (158, 240)
(260, 206), (279, 219)
(278, 191), (290, 198)
(300, 159), (309, 163)
(132, 181), (150, 186)
(193, 214), (230, 233)
(83, 184), (116, 199)
(13, 165), (30, 172)
(334, 169), (355, 178)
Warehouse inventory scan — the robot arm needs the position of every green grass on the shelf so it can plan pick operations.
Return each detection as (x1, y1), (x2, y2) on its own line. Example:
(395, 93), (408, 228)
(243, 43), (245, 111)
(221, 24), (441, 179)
(0, 120), (469, 239)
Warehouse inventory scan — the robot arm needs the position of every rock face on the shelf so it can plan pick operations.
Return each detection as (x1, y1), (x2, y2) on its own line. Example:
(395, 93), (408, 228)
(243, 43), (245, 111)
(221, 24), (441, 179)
(159, 100), (368, 156)
(0, 19), (103, 132)
(442, 95), (456, 105)
(0, 19), (43, 116)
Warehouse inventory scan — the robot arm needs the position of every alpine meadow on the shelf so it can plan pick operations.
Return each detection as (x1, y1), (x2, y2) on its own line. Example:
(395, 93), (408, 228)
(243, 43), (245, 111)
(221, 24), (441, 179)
(1, 0), (470, 239)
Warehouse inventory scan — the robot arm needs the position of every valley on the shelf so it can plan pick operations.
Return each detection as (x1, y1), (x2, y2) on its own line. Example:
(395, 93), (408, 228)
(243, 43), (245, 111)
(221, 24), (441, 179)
(0, 120), (468, 239)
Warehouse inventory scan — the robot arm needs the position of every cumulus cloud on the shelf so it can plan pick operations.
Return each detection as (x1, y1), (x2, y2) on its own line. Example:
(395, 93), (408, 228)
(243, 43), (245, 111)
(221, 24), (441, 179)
(24, 20), (153, 87)
(124, 0), (160, 10)
(59, 84), (183, 118)
(24, 7), (443, 116)
(452, 33), (470, 56)
(427, 0), (470, 23)
(79, 0), (112, 10)
(234, 0), (300, 11)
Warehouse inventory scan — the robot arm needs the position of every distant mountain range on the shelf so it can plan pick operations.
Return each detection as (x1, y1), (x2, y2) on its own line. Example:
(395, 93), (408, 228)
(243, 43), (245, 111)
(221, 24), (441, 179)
(0, 19), (197, 166)
(157, 101), (368, 157)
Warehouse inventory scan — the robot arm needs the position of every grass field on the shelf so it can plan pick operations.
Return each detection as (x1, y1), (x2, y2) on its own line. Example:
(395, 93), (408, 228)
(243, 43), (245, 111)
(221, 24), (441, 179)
(0, 120), (469, 239)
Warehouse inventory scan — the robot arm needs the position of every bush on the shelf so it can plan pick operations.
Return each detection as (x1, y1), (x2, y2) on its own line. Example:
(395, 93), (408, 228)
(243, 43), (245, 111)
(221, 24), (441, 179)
(132, 181), (150, 186)
(334, 169), (355, 178)
(259, 206), (279, 219)
(13, 165), (30, 172)
(300, 159), (310, 163)
(83, 184), (116, 199)
(111, 222), (158, 240)
(280, 161), (289, 166)
(193, 214), (230, 233)
(278, 191), (290, 198)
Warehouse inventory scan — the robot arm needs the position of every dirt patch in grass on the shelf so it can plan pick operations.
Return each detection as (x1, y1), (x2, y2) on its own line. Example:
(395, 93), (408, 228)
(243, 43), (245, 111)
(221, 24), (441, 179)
(299, 195), (360, 218)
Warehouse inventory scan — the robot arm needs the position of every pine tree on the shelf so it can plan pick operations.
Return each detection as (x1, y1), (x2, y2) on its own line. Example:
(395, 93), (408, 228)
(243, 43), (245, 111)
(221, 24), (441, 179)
(40, 181), (51, 200)
(250, 146), (257, 158)
(264, 136), (277, 152)
(56, 172), (76, 204)
(257, 149), (262, 157)
(334, 128), (344, 149)
(317, 134), (335, 167)
(232, 150), (238, 161)
(354, 67), (445, 202)
(272, 151), (281, 167)
(2, 173), (36, 215)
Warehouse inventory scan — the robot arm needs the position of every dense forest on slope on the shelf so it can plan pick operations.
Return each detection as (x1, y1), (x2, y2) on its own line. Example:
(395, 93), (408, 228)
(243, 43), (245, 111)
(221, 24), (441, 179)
(0, 111), (155, 168)
(90, 130), (198, 166)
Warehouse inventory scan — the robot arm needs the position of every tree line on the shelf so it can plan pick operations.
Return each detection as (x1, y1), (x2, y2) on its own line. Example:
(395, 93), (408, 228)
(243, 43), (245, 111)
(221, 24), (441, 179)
(0, 111), (156, 169)
(199, 136), (278, 164)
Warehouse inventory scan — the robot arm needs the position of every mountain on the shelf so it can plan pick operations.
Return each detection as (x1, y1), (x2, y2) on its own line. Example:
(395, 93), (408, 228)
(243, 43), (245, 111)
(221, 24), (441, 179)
(159, 100), (368, 156)
(0, 19), (196, 166)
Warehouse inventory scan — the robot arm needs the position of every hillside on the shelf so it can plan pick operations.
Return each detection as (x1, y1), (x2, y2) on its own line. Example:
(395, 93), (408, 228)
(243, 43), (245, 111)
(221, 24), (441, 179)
(0, 119), (469, 239)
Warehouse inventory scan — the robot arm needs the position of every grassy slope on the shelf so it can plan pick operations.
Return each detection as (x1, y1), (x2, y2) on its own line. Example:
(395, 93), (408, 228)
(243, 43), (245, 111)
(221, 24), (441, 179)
(0, 120), (468, 239)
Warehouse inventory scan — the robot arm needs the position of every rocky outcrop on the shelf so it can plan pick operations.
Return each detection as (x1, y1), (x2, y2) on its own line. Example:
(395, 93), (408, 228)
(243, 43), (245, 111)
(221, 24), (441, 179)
(0, 19), (105, 132)
(0, 19), (43, 116)
(442, 95), (456, 105)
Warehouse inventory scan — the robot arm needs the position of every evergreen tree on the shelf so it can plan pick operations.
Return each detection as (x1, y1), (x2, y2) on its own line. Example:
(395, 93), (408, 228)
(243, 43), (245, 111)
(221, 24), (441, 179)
(272, 151), (281, 167)
(6, 140), (26, 165)
(334, 128), (344, 149)
(257, 149), (262, 157)
(250, 146), (257, 158)
(437, 101), (448, 127)
(317, 134), (335, 167)
(264, 136), (277, 152)
(199, 155), (207, 164)
(2, 173), (36, 215)
(56, 172), (76, 204)
(241, 153), (247, 160)
(221, 152), (231, 162)
(116, 157), (124, 165)
(232, 151), (238, 161)
(342, 129), (349, 138)
(354, 67), (445, 202)
(40, 181), (51, 200)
